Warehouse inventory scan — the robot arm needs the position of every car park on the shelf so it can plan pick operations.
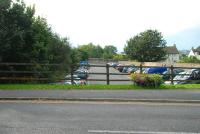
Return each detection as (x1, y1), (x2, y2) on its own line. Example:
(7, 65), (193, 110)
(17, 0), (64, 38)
(116, 64), (125, 72)
(121, 65), (136, 73)
(107, 62), (119, 68)
(162, 68), (185, 81)
(122, 66), (129, 73)
(173, 69), (200, 84)
(65, 74), (87, 85)
(134, 68), (146, 74)
(74, 69), (88, 79)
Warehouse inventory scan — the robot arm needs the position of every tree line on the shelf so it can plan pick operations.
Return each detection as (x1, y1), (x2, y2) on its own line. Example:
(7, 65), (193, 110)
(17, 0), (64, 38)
(0, 0), (168, 82)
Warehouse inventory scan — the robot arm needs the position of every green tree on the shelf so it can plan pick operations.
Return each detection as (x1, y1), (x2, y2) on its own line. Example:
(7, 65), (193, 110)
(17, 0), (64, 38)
(70, 48), (81, 64)
(124, 30), (167, 62)
(0, 0), (72, 82)
(0, 0), (36, 62)
(103, 45), (117, 59)
(93, 45), (104, 58)
(113, 54), (128, 60)
(77, 43), (103, 59)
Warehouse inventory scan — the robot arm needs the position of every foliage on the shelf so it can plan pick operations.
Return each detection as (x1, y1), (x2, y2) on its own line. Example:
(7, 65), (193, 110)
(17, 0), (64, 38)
(113, 54), (128, 60)
(103, 45), (117, 59)
(131, 73), (163, 87)
(76, 43), (118, 60)
(124, 30), (167, 62)
(70, 48), (81, 65)
(0, 0), (35, 62)
(179, 56), (200, 63)
(77, 43), (103, 60)
(0, 0), (72, 82)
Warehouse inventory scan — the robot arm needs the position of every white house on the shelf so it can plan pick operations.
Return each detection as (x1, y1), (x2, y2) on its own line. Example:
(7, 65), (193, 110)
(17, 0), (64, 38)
(165, 44), (180, 64)
(188, 46), (200, 60)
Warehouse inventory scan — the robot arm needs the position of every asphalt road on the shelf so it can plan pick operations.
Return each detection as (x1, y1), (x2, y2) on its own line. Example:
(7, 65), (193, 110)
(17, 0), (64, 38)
(0, 101), (200, 134)
(87, 66), (132, 85)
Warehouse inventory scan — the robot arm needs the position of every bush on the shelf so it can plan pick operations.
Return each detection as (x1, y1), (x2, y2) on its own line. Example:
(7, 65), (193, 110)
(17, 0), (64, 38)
(130, 73), (163, 87)
(179, 56), (200, 63)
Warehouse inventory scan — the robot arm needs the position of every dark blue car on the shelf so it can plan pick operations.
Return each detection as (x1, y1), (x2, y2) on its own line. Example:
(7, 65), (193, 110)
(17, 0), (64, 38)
(146, 67), (167, 74)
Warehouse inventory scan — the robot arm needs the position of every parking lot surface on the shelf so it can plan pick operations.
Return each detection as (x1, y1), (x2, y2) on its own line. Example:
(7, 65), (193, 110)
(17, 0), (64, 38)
(87, 66), (132, 85)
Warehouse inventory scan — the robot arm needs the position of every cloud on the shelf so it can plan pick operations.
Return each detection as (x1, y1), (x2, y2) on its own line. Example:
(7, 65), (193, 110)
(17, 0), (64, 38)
(24, 0), (200, 52)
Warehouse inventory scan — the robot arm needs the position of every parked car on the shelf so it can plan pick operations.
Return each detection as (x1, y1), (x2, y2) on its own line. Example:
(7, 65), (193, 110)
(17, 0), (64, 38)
(117, 65), (125, 72)
(70, 80), (86, 85)
(112, 63), (119, 68)
(127, 66), (139, 74)
(74, 69), (88, 79)
(121, 65), (136, 73)
(162, 68), (185, 81)
(80, 60), (90, 69)
(65, 74), (80, 80)
(107, 62), (118, 68)
(122, 66), (129, 73)
(173, 69), (200, 84)
(65, 74), (87, 85)
(145, 67), (167, 74)
(54, 80), (86, 85)
(134, 68), (146, 74)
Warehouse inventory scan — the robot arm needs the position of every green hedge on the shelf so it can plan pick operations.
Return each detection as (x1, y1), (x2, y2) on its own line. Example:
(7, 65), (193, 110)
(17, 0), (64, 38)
(130, 73), (163, 87)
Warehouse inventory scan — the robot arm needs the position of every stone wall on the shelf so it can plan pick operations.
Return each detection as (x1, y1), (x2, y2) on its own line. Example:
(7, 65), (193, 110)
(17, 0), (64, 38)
(88, 58), (118, 64)
(119, 60), (200, 67)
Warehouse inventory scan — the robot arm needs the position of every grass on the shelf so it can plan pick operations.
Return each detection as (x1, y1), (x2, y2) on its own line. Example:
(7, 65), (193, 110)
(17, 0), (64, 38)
(0, 84), (200, 90)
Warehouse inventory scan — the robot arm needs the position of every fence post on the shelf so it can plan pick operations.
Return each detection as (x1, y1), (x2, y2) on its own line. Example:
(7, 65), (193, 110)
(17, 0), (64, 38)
(106, 63), (110, 85)
(170, 65), (174, 85)
(71, 65), (74, 85)
(140, 63), (143, 74)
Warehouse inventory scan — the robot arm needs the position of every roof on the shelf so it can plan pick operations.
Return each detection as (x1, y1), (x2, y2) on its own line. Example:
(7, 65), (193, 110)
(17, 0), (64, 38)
(193, 46), (200, 52)
(165, 45), (179, 54)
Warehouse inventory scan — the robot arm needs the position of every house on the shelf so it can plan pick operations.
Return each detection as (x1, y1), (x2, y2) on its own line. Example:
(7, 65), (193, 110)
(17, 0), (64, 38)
(188, 46), (200, 60)
(165, 44), (180, 64)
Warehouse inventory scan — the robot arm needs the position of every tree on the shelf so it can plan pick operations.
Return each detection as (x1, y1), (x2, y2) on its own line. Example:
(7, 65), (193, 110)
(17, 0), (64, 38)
(103, 45), (117, 59)
(113, 54), (128, 60)
(0, 0), (72, 82)
(70, 48), (81, 65)
(77, 43), (103, 59)
(124, 30), (167, 62)
(94, 45), (104, 58)
(0, 0), (36, 62)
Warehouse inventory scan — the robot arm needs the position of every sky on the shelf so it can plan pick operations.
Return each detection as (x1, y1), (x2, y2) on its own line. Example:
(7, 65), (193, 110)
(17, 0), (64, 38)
(23, 0), (200, 52)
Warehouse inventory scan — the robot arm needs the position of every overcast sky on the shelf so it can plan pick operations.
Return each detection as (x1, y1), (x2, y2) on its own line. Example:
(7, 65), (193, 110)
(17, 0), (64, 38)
(23, 0), (200, 52)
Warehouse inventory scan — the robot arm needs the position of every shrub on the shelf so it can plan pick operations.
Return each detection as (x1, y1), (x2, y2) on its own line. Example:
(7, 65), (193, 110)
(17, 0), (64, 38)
(130, 73), (163, 87)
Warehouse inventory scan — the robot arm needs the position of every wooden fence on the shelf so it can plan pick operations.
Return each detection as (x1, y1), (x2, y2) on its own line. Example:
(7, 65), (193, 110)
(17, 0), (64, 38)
(1, 63), (200, 85)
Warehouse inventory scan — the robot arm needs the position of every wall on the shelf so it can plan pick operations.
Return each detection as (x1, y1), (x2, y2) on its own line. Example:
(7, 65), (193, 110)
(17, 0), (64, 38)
(119, 60), (200, 67)
(165, 54), (180, 64)
(88, 58), (118, 64)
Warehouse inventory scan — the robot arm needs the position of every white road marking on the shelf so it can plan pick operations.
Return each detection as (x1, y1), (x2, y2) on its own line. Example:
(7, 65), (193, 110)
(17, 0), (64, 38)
(88, 130), (200, 134)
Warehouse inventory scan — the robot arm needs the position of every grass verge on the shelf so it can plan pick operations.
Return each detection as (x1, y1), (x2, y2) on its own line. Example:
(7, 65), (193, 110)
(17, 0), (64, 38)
(0, 84), (200, 90)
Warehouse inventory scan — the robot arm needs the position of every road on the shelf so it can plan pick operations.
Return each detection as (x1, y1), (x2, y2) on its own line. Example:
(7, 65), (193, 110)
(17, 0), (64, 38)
(0, 101), (200, 134)
(87, 66), (132, 85)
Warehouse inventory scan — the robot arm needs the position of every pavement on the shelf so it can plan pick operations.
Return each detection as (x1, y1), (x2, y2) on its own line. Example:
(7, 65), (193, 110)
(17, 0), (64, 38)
(0, 89), (200, 103)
